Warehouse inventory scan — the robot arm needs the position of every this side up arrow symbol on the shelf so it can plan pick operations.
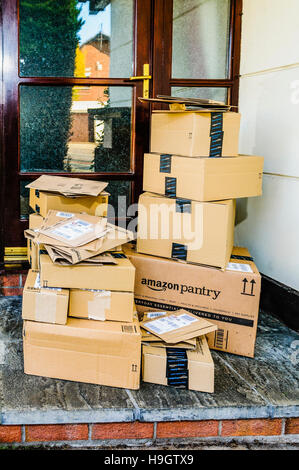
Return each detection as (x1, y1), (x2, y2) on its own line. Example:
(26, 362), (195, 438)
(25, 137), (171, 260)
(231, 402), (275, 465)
(242, 278), (248, 294)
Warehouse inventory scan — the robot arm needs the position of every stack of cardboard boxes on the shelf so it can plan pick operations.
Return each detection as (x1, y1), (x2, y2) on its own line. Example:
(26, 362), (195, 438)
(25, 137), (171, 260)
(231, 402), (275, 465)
(22, 176), (142, 390)
(124, 106), (264, 391)
(21, 104), (265, 395)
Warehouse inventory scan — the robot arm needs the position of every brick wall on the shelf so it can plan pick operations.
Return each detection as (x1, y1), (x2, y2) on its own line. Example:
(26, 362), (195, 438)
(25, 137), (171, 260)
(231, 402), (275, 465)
(0, 271), (27, 296)
(0, 419), (298, 446)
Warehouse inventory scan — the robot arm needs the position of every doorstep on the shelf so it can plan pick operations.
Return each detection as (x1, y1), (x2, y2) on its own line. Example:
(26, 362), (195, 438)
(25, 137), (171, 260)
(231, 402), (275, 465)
(0, 296), (298, 426)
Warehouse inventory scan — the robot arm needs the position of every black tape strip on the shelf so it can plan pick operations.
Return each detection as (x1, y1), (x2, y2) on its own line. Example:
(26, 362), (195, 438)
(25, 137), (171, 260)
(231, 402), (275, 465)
(160, 154), (172, 173)
(171, 243), (187, 261)
(165, 177), (176, 198)
(210, 112), (224, 158)
(109, 252), (127, 259)
(134, 298), (255, 328)
(231, 255), (254, 262)
(176, 198), (191, 214)
(166, 348), (188, 388)
(168, 379), (188, 386)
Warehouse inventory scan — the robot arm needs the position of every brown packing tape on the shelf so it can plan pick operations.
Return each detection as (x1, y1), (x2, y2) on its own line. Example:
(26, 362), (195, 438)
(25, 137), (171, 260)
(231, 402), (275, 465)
(88, 291), (111, 321)
(35, 290), (58, 324)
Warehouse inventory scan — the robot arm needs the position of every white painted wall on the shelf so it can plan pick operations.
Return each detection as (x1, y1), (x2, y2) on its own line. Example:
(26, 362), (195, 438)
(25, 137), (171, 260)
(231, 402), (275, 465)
(235, 0), (299, 289)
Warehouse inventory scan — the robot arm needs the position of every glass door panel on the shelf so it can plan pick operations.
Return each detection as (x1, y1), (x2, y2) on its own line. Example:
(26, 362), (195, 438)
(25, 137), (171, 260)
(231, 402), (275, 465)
(19, 0), (134, 78)
(172, 0), (231, 79)
(20, 85), (133, 173)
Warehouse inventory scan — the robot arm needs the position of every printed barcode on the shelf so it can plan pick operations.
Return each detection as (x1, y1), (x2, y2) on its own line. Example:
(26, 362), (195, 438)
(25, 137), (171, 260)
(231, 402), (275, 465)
(121, 325), (134, 334)
(146, 312), (166, 319)
(146, 324), (162, 333)
(180, 314), (197, 323)
(215, 329), (225, 349)
(56, 212), (73, 218)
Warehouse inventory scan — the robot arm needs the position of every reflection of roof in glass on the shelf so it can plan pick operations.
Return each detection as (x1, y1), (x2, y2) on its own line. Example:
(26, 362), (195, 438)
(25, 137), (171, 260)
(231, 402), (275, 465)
(81, 32), (110, 51)
(78, 1), (111, 45)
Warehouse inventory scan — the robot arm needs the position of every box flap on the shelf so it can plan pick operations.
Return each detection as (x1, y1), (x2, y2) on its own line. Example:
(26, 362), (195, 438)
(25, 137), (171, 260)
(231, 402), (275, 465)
(26, 175), (108, 197)
(38, 212), (108, 248)
(141, 309), (217, 343)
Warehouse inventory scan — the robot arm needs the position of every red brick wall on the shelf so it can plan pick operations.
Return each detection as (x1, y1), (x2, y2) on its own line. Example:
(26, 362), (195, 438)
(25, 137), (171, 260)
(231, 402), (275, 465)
(0, 271), (26, 296)
(0, 418), (298, 445)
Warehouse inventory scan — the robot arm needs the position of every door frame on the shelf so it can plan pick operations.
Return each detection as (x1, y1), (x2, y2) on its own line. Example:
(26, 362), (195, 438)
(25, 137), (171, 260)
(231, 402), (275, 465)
(0, 0), (242, 268)
(152, 0), (242, 105)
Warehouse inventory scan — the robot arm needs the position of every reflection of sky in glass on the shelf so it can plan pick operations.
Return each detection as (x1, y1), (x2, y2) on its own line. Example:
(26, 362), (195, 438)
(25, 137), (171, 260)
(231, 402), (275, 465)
(78, 2), (111, 46)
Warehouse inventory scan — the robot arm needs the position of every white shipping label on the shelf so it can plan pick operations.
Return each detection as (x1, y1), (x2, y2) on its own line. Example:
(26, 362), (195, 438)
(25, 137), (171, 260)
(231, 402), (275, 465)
(226, 262), (253, 273)
(56, 212), (74, 218)
(50, 219), (94, 241)
(145, 313), (198, 335)
(146, 311), (167, 319)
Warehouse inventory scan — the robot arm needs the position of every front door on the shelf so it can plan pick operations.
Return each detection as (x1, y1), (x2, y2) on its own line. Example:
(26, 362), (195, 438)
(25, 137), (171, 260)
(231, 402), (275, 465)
(0, 0), (241, 264)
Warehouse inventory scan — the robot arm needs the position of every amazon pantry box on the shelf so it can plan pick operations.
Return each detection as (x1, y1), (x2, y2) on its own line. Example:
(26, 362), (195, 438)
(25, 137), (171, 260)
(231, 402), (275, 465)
(124, 244), (261, 358)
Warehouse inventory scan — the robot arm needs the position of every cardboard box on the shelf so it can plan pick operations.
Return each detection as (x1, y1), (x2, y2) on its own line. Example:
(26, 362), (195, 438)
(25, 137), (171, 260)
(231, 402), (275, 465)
(40, 253), (135, 291)
(23, 318), (141, 389)
(38, 212), (108, 248)
(27, 214), (45, 267)
(26, 175), (108, 197)
(22, 270), (69, 325)
(141, 309), (217, 343)
(137, 192), (235, 269)
(25, 211), (135, 265)
(27, 240), (38, 269)
(143, 153), (264, 201)
(150, 110), (240, 157)
(141, 331), (197, 349)
(29, 213), (44, 230)
(124, 244), (261, 358)
(140, 311), (197, 348)
(29, 189), (109, 218)
(142, 336), (214, 393)
(69, 289), (134, 322)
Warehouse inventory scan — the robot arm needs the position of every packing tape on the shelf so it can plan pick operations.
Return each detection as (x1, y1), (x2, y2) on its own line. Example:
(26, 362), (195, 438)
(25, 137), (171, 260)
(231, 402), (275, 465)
(175, 198), (191, 214)
(171, 243), (187, 261)
(230, 254), (254, 262)
(109, 252), (127, 259)
(166, 348), (189, 388)
(35, 291), (58, 324)
(165, 177), (176, 198)
(209, 112), (224, 158)
(88, 291), (111, 321)
(160, 154), (172, 173)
